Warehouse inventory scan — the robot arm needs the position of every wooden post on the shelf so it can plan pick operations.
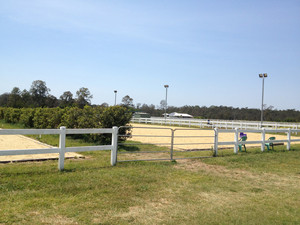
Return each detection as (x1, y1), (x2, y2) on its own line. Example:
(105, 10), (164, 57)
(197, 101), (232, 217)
(58, 126), (66, 171)
(111, 126), (119, 166)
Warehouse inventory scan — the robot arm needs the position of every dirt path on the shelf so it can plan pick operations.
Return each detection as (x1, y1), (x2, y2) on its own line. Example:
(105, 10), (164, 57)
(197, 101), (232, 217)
(0, 134), (83, 163)
(130, 123), (290, 150)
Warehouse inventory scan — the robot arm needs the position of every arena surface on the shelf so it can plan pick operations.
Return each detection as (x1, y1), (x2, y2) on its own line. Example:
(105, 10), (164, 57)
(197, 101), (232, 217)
(0, 134), (83, 163)
(130, 123), (290, 150)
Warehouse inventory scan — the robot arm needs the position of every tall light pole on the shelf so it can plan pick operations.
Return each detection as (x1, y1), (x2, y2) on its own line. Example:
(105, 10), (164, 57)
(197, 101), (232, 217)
(164, 85), (169, 120)
(114, 90), (117, 106)
(259, 73), (268, 128)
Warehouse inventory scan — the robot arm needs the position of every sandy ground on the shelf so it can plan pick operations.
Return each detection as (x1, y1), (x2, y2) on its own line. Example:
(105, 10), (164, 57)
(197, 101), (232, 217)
(130, 123), (291, 150)
(0, 134), (83, 163)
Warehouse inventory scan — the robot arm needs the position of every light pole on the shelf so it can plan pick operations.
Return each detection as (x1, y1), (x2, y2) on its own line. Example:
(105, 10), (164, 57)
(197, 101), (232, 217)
(114, 90), (117, 106)
(259, 73), (267, 127)
(164, 85), (169, 120)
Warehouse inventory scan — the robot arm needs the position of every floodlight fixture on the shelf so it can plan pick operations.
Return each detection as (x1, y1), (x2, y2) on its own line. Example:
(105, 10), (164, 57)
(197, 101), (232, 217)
(114, 90), (117, 106)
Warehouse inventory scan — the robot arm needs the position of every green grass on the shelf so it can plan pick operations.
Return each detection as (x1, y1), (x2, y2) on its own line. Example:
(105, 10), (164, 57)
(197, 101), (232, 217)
(1, 120), (300, 224)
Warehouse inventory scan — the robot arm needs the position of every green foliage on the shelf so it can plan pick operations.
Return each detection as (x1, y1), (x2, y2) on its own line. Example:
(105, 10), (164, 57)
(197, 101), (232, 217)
(98, 106), (132, 143)
(0, 106), (132, 143)
(3, 108), (21, 123)
(33, 108), (63, 129)
(59, 91), (75, 108)
(19, 108), (35, 128)
(99, 105), (132, 128)
(60, 107), (83, 128)
(75, 87), (93, 108)
(0, 107), (4, 120)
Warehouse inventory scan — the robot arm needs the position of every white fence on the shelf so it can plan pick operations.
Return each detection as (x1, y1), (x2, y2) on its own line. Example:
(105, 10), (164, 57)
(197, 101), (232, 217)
(1, 126), (300, 169)
(0, 126), (118, 170)
(214, 128), (300, 155)
(131, 117), (300, 131)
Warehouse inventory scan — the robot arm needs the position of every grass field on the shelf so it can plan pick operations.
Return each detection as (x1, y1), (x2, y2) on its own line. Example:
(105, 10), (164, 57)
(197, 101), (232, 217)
(1, 121), (300, 224)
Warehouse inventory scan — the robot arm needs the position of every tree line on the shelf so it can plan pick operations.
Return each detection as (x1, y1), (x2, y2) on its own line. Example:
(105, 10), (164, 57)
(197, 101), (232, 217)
(136, 104), (300, 122)
(0, 80), (136, 110)
(1, 80), (299, 122)
(0, 80), (95, 109)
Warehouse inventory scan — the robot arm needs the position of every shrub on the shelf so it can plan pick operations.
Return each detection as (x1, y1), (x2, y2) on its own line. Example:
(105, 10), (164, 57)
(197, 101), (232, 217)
(60, 107), (83, 128)
(0, 107), (4, 120)
(99, 106), (132, 143)
(3, 108), (21, 124)
(1, 106), (132, 144)
(19, 108), (35, 128)
(33, 108), (63, 128)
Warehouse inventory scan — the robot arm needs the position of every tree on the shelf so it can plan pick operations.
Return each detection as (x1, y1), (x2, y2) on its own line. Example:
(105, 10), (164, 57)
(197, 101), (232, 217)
(121, 95), (134, 107)
(21, 89), (33, 107)
(8, 87), (23, 108)
(0, 93), (9, 107)
(59, 91), (75, 108)
(45, 94), (59, 108)
(75, 87), (93, 108)
(29, 80), (50, 107)
(160, 100), (167, 110)
(100, 102), (109, 107)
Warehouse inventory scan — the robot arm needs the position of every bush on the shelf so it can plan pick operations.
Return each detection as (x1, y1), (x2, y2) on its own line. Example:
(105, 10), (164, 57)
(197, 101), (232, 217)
(0, 107), (4, 120)
(99, 106), (132, 128)
(99, 106), (132, 143)
(19, 108), (35, 128)
(3, 108), (21, 124)
(0, 106), (132, 144)
(33, 108), (63, 129)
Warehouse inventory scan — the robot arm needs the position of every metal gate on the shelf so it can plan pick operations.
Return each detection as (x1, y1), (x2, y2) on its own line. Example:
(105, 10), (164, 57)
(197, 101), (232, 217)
(117, 126), (216, 162)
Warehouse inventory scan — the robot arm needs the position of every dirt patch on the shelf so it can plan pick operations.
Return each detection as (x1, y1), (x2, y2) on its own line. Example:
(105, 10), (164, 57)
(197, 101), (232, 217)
(174, 159), (300, 189)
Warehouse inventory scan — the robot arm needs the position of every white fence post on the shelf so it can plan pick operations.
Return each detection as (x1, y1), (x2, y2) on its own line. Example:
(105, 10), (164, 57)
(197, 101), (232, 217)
(234, 128), (239, 154)
(58, 126), (66, 171)
(214, 128), (218, 156)
(111, 126), (119, 166)
(287, 128), (291, 150)
(170, 129), (175, 160)
(261, 128), (265, 152)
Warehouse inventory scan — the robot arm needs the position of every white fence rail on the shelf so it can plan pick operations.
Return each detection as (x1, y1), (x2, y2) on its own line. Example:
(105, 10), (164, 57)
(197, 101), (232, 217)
(1, 126), (300, 168)
(131, 117), (300, 131)
(0, 126), (119, 170)
(214, 128), (300, 155)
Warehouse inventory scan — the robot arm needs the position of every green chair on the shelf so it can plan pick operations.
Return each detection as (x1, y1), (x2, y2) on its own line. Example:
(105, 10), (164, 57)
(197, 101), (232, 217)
(265, 137), (275, 150)
(238, 136), (247, 152)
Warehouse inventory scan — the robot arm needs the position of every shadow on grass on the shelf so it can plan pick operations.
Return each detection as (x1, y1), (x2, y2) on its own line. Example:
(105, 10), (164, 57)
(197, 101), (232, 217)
(118, 145), (140, 152)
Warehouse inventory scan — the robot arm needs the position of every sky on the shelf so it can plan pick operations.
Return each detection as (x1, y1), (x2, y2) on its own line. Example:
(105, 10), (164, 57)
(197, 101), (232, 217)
(0, 0), (299, 110)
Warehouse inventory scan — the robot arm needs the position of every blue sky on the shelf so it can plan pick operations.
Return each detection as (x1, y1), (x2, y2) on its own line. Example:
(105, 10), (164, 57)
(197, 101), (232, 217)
(0, 0), (299, 110)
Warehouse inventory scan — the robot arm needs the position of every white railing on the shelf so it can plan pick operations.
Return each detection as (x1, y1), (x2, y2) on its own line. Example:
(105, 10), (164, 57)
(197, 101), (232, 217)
(214, 128), (300, 155)
(0, 126), (119, 170)
(131, 117), (300, 131)
(1, 126), (299, 168)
